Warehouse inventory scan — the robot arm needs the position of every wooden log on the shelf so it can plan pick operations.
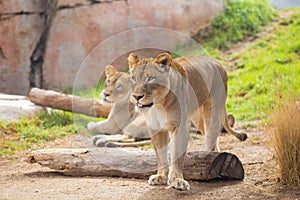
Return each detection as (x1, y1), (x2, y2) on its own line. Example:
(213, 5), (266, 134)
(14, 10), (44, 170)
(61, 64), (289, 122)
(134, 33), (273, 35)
(29, 88), (110, 118)
(27, 148), (244, 181)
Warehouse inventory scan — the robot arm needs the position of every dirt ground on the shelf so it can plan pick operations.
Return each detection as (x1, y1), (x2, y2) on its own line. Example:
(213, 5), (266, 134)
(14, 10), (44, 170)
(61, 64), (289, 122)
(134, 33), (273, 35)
(0, 122), (299, 200)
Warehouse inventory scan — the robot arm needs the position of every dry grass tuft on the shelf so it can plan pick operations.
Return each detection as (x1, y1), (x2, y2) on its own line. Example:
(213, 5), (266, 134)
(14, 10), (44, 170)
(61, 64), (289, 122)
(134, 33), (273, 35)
(267, 99), (300, 185)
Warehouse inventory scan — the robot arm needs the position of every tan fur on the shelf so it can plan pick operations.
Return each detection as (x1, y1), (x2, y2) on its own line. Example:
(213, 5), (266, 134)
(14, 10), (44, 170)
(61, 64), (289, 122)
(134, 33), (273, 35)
(129, 53), (247, 191)
(105, 65), (117, 78)
(128, 53), (187, 78)
(87, 65), (150, 146)
(88, 64), (232, 147)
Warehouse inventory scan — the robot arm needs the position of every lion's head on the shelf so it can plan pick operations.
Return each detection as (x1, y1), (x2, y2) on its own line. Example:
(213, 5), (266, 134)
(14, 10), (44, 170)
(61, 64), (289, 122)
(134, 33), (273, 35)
(100, 65), (131, 105)
(128, 52), (186, 110)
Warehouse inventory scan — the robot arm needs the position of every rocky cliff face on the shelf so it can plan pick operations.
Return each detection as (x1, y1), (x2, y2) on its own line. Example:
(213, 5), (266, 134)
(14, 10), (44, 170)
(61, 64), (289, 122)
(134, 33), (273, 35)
(0, 0), (48, 95)
(0, 0), (223, 95)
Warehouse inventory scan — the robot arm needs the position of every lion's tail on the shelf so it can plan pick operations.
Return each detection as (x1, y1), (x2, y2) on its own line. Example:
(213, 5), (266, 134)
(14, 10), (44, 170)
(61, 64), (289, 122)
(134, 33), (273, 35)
(223, 113), (247, 141)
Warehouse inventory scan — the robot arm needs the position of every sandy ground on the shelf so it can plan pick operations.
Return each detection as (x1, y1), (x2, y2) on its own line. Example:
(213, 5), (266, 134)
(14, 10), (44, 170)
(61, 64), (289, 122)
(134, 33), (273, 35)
(0, 122), (299, 200)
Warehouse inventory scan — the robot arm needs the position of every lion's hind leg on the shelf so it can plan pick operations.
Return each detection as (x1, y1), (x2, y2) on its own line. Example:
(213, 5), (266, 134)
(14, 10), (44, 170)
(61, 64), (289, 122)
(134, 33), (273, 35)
(202, 98), (224, 152)
(87, 120), (121, 135)
(123, 115), (150, 140)
(191, 106), (205, 135)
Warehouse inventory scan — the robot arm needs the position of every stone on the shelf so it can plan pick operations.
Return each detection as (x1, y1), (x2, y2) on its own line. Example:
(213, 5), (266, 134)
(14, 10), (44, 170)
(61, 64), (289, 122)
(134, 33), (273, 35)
(0, 0), (48, 95)
(0, 94), (45, 122)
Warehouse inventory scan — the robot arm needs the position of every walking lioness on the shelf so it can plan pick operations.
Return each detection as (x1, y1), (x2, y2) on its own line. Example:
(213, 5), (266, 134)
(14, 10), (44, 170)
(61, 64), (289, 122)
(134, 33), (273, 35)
(128, 53), (247, 191)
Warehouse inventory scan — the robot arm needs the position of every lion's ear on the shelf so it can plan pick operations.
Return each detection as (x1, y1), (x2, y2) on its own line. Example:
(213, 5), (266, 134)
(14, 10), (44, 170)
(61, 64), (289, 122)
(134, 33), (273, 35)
(105, 65), (117, 78)
(155, 53), (172, 71)
(128, 53), (139, 71)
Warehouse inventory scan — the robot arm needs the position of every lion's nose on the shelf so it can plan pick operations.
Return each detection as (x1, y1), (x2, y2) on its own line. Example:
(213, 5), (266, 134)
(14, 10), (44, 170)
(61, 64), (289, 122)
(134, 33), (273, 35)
(103, 92), (110, 97)
(133, 94), (144, 101)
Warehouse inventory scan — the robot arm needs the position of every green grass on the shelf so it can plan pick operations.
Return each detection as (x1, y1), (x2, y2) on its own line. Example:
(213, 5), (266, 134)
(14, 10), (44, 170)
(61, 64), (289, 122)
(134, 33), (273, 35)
(1, 80), (106, 156)
(176, 1), (299, 121)
(175, 0), (276, 56)
(64, 80), (105, 99)
(0, 111), (98, 156)
(207, 0), (276, 49)
(223, 10), (300, 121)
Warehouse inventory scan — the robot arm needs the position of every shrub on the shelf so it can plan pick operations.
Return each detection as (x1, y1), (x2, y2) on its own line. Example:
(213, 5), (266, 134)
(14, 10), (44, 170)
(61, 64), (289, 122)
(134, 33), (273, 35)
(209, 0), (276, 48)
(267, 99), (300, 185)
(0, 111), (78, 156)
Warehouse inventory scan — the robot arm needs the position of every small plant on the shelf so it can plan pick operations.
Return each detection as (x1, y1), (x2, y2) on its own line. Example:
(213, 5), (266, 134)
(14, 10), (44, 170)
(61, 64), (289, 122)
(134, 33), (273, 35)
(0, 111), (92, 156)
(208, 0), (275, 49)
(267, 99), (300, 185)
(242, 122), (258, 129)
(68, 79), (105, 99)
(37, 111), (74, 128)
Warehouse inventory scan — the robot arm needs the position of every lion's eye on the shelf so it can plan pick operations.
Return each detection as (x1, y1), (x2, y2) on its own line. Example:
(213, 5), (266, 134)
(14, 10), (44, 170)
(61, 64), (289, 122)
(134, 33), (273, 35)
(116, 85), (122, 89)
(107, 79), (110, 84)
(131, 76), (136, 82)
(147, 76), (156, 82)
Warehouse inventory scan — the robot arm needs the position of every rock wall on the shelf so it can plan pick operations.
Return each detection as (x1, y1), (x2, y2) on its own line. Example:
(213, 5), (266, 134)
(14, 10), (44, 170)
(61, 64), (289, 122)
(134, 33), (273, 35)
(0, 0), (47, 95)
(0, 0), (223, 95)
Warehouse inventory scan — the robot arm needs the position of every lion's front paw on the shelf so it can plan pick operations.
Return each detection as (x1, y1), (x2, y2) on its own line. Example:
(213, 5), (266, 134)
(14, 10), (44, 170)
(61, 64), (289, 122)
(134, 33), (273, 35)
(148, 174), (168, 186)
(167, 178), (190, 191)
(91, 135), (107, 147)
(87, 122), (97, 131)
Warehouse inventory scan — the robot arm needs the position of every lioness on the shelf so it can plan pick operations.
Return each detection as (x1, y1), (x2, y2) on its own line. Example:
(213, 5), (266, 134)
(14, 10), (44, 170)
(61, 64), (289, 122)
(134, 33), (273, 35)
(87, 65), (150, 147)
(128, 52), (247, 190)
(88, 65), (236, 147)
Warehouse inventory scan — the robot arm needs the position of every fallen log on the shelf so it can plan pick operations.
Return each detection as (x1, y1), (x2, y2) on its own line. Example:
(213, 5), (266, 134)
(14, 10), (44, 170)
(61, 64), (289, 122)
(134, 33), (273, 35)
(28, 88), (235, 134)
(29, 88), (110, 118)
(27, 148), (244, 181)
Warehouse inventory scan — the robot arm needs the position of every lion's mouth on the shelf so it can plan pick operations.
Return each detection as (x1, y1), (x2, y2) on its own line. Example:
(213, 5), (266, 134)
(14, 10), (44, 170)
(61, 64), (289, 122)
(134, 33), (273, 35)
(103, 98), (113, 103)
(137, 102), (153, 108)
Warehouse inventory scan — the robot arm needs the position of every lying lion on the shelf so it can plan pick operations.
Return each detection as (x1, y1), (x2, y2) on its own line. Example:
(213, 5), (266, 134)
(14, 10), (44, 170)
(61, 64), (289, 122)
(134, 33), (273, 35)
(128, 52), (247, 190)
(87, 65), (151, 147)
